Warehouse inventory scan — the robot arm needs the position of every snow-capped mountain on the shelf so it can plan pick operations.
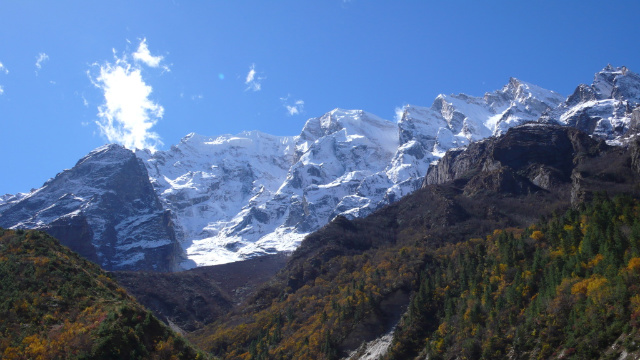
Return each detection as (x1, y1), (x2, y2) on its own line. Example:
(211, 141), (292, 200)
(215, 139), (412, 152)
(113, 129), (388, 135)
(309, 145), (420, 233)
(2, 65), (638, 271)
(0, 145), (180, 271)
(133, 78), (564, 268)
(135, 131), (297, 266)
(543, 65), (640, 141)
(385, 77), (566, 203)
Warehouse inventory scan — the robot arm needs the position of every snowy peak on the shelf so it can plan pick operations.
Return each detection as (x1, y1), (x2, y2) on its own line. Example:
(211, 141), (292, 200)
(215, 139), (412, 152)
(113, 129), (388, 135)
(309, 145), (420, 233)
(137, 129), (297, 267)
(500, 77), (565, 106)
(417, 76), (563, 143)
(555, 65), (640, 140)
(296, 109), (398, 163)
(298, 108), (361, 142)
(299, 109), (396, 144)
(591, 65), (640, 104)
(502, 77), (532, 101)
(593, 64), (622, 99)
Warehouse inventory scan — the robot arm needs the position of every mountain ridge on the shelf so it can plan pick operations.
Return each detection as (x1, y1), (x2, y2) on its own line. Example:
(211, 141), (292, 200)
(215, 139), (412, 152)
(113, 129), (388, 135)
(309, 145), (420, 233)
(1, 65), (640, 271)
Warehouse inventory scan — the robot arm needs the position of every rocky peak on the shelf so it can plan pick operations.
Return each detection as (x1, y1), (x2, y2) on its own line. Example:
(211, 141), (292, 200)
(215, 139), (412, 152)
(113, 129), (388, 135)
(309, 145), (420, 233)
(592, 65), (640, 104)
(565, 84), (596, 107)
(554, 65), (640, 141)
(0, 144), (180, 271)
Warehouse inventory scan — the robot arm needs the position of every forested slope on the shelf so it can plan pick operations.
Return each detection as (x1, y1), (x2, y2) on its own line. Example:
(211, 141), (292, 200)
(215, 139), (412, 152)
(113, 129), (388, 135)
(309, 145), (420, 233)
(0, 228), (207, 359)
(387, 194), (640, 359)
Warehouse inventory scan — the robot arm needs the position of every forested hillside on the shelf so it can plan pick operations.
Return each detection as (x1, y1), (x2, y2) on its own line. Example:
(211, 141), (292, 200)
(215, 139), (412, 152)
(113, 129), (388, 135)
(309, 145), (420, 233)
(387, 194), (640, 359)
(0, 228), (207, 359)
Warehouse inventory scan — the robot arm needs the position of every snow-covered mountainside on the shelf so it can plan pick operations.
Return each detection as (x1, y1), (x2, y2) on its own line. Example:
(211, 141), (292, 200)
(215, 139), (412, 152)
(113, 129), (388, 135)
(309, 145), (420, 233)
(136, 78), (565, 267)
(543, 65), (640, 142)
(135, 131), (297, 267)
(2, 65), (639, 270)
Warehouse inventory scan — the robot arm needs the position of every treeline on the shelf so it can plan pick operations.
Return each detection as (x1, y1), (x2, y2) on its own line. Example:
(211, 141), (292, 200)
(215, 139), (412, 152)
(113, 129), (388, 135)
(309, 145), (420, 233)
(386, 194), (640, 359)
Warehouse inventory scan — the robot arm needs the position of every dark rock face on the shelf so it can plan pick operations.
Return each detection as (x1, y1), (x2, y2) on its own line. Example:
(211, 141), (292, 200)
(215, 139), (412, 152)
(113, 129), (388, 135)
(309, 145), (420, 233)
(0, 144), (181, 271)
(425, 124), (608, 197)
(43, 214), (99, 264)
(628, 106), (640, 135)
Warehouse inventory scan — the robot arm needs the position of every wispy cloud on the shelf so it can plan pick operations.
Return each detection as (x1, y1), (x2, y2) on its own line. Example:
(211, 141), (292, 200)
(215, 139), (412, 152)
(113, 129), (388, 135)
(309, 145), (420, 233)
(89, 39), (168, 151)
(132, 38), (169, 72)
(281, 95), (305, 116)
(245, 64), (264, 91)
(0, 86), (4, 96)
(341, 0), (355, 7)
(35, 53), (49, 73)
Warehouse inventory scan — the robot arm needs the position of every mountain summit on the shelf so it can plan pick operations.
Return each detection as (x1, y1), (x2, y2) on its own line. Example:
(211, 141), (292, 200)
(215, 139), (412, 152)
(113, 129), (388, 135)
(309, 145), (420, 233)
(546, 65), (640, 140)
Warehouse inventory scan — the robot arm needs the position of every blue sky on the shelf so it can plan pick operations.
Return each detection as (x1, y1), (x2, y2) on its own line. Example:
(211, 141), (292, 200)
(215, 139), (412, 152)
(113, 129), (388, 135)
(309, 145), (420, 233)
(1, 0), (640, 195)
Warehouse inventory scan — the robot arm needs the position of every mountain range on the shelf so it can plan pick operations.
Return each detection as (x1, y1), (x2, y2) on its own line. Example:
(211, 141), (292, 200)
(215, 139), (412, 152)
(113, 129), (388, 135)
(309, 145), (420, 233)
(4, 64), (640, 359)
(1, 65), (639, 271)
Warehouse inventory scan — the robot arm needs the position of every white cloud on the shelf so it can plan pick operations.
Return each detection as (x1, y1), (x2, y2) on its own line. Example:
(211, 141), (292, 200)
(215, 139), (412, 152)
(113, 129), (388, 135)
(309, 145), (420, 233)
(89, 39), (167, 151)
(246, 66), (256, 83)
(281, 95), (305, 116)
(245, 64), (264, 91)
(35, 53), (49, 71)
(132, 38), (167, 70)
(0, 62), (6, 95)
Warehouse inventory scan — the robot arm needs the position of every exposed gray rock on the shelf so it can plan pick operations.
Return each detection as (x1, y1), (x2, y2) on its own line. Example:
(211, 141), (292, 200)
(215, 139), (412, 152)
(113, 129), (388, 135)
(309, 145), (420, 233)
(425, 124), (608, 198)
